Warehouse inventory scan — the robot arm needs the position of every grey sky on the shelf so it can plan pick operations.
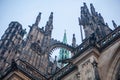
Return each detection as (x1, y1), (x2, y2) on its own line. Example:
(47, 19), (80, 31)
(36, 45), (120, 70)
(0, 0), (120, 45)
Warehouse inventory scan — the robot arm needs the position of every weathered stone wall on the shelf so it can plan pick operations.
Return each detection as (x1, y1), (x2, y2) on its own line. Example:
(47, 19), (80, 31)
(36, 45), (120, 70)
(98, 40), (120, 80)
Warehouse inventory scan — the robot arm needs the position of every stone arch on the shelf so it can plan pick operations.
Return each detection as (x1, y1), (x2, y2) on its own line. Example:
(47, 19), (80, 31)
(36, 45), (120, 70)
(48, 43), (75, 54)
(106, 44), (120, 80)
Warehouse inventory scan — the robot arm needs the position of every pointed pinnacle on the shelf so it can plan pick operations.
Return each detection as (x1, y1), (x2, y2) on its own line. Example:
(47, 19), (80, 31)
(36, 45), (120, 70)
(49, 12), (53, 19)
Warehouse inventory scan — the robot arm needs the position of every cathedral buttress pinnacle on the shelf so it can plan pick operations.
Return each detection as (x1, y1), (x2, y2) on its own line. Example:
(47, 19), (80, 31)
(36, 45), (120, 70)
(35, 12), (42, 26)
(45, 12), (53, 35)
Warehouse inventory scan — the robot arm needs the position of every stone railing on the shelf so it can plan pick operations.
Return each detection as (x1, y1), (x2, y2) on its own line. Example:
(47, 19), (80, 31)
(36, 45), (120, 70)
(72, 34), (95, 59)
(73, 26), (120, 58)
(75, 38), (90, 53)
(50, 63), (77, 80)
(98, 26), (120, 49)
(0, 59), (48, 79)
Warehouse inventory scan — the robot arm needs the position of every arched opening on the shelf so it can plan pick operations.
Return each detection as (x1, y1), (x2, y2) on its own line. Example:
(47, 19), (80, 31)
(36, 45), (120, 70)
(49, 45), (73, 68)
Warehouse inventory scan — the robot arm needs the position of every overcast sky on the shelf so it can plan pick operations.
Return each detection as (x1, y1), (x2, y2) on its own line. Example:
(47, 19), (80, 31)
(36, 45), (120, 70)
(0, 0), (120, 58)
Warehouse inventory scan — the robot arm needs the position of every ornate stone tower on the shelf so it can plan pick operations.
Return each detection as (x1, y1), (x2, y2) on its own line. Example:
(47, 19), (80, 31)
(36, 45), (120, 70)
(79, 3), (112, 41)
(0, 3), (119, 80)
(20, 12), (54, 74)
(0, 21), (26, 71)
(0, 12), (54, 79)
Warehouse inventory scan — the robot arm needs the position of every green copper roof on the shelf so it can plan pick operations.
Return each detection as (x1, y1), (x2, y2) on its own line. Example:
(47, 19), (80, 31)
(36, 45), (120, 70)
(59, 30), (69, 61)
(62, 30), (67, 44)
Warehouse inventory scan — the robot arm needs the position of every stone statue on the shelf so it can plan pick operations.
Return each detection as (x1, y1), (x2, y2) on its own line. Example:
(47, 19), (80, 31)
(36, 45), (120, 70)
(90, 3), (96, 16)
(112, 20), (117, 28)
(83, 3), (90, 15)
(81, 7), (89, 26)
(98, 13), (105, 24)
(92, 60), (101, 80)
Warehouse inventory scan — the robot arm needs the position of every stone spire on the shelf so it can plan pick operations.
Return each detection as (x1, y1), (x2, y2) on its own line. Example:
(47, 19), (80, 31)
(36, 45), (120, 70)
(72, 34), (76, 47)
(58, 30), (70, 67)
(45, 12), (53, 35)
(42, 12), (54, 52)
(35, 12), (41, 26)
(49, 12), (53, 24)
(63, 30), (67, 44)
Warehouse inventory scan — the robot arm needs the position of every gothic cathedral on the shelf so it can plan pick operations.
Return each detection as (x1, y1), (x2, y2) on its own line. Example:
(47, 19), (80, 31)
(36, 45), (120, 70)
(0, 3), (120, 80)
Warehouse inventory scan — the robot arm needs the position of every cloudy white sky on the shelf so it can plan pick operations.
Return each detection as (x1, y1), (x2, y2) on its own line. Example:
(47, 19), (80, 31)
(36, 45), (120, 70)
(0, 0), (120, 58)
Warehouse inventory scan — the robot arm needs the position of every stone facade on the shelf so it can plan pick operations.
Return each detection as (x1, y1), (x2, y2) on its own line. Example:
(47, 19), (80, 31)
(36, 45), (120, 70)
(0, 3), (120, 80)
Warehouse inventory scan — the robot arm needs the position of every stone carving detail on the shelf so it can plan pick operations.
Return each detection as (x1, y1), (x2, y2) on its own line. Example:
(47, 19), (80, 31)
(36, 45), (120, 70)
(79, 60), (95, 80)
(31, 42), (42, 53)
(92, 60), (101, 80)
